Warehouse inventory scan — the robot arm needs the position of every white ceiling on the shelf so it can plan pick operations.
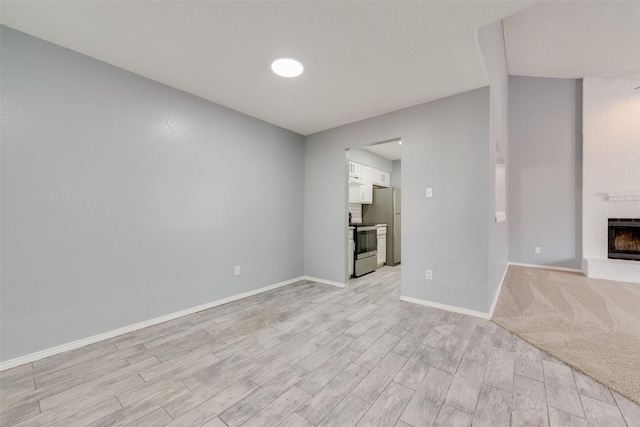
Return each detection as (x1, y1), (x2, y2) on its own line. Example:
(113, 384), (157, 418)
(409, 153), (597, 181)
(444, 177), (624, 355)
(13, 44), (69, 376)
(363, 140), (402, 161)
(504, 1), (640, 79)
(1, 1), (639, 136)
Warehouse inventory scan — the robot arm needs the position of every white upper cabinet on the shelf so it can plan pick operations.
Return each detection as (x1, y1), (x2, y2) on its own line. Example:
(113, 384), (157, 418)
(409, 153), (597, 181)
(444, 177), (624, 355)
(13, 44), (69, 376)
(349, 179), (372, 203)
(360, 166), (375, 204)
(348, 161), (363, 183)
(348, 161), (390, 203)
(371, 170), (390, 187)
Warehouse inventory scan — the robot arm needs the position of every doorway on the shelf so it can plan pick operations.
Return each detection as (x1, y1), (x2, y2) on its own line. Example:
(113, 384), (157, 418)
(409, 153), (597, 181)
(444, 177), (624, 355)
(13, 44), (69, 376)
(346, 139), (402, 281)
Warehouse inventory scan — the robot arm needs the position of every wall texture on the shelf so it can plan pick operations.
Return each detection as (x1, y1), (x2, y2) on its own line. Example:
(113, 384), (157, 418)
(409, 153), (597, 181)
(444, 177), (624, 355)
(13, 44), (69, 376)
(305, 87), (491, 313)
(508, 76), (582, 269)
(582, 77), (640, 282)
(0, 27), (305, 361)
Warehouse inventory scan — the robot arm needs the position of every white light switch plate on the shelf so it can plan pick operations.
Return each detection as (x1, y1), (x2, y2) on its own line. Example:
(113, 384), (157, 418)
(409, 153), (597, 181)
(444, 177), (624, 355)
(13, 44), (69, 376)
(426, 188), (433, 198)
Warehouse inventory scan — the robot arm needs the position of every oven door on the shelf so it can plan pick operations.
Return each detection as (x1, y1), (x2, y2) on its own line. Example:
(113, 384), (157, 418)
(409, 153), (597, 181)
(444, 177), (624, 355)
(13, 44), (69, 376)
(355, 227), (378, 259)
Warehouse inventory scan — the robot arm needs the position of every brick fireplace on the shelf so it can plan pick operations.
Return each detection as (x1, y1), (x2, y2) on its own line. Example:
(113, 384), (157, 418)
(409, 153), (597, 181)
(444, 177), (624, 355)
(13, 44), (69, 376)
(582, 77), (640, 283)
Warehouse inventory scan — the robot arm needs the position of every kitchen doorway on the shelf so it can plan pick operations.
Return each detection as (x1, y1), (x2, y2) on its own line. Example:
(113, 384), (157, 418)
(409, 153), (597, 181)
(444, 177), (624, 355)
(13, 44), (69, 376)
(346, 139), (402, 281)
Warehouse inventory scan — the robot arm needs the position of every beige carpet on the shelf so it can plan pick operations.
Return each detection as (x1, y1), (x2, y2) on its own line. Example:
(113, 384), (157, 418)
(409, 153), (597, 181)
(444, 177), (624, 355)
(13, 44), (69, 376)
(492, 265), (640, 405)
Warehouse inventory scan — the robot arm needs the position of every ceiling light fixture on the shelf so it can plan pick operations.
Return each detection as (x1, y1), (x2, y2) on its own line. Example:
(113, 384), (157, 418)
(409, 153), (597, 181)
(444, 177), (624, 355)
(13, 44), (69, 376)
(398, 140), (402, 145)
(271, 58), (304, 78)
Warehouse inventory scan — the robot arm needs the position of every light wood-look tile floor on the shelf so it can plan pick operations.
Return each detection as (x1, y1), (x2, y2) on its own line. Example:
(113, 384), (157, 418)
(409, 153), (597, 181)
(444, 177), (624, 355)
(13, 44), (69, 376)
(2, 266), (640, 426)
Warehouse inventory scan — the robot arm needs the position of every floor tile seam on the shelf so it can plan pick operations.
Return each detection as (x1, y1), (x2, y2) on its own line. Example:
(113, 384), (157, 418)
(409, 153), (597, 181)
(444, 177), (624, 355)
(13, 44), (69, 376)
(166, 376), (261, 422)
(389, 344), (419, 361)
(538, 370), (553, 427)
(304, 391), (362, 427)
(119, 377), (189, 411)
(0, 364), (34, 381)
(546, 403), (588, 424)
(138, 330), (215, 352)
(471, 383), (514, 424)
(567, 361), (588, 419)
(456, 354), (491, 417)
(131, 321), (197, 340)
(29, 344), (122, 378)
(480, 362), (516, 395)
(29, 391), (125, 427)
(297, 380), (355, 425)
(182, 359), (263, 392)
(0, 378), (37, 402)
(386, 381), (414, 424)
(219, 374), (307, 427)
(572, 370), (619, 407)
(35, 359), (156, 413)
(1, 370), (38, 387)
(291, 410), (314, 427)
(577, 393), (627, 425)
(427, 400), (450, 427)
(140, 350), (222, 381)
(157, 406), (176, 424)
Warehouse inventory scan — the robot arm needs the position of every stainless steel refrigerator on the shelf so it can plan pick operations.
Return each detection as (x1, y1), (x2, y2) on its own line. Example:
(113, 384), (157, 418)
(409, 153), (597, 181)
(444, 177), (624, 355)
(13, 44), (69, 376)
(362, 187), (401, 265)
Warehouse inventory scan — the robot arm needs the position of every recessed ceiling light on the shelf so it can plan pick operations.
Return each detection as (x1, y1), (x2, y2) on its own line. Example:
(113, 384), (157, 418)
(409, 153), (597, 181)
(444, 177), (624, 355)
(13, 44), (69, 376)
(271, 58), (304, 78)
(398, 140), (402, 145)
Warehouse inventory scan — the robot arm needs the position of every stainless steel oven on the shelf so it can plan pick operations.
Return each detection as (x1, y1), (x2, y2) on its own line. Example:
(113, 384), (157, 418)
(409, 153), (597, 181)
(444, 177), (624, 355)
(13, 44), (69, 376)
(353, 224), (378, 277)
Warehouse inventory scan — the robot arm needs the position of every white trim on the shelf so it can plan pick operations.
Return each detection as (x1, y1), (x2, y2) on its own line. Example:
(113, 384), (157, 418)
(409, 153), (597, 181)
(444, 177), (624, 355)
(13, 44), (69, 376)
(400, 295), (490, 320)
(607, 190), (640, 202)
(489, 264), (509, 318)
(303, 276), (346, 288)
(508, 262), (583, 273)
(0, 276), (305, 371)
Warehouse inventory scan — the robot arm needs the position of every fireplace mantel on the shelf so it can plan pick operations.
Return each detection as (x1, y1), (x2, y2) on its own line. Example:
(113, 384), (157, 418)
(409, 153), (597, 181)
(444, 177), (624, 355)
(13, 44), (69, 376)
(607, 191), (640, 202)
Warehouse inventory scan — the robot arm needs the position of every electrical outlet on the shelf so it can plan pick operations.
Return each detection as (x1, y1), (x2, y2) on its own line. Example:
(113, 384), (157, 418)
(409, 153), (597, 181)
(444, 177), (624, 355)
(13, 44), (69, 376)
(425, 269), (432, 280)
(234, 266), (240, 276)
(535, 247), (541, 254)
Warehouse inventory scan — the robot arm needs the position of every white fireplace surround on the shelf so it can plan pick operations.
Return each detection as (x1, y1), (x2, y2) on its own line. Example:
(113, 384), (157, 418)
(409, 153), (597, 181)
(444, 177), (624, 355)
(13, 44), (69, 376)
(582, 77), (640, 283)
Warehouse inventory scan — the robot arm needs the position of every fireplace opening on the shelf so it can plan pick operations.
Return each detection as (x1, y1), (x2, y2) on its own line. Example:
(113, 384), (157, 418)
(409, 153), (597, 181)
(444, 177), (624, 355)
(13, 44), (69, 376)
(608, 218), (640, 261)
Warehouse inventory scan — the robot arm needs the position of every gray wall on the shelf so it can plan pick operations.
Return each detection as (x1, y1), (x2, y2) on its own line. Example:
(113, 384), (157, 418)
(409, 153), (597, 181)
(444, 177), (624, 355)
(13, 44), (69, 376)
(0, 27), (305, 361)
(391, 160), (402, 188)
(305, 87), (491, 312)
(477, 20), (509, 308)
(508, 76), (582, 269)
(348, 148), (392, 172)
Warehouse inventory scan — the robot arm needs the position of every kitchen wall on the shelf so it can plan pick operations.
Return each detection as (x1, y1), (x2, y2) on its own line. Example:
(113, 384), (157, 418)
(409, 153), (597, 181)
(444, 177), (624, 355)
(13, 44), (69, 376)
(348, 204), (363, 223)
(391, 160), (402, 188)
(305, 87), (491, 312)
(508, 76), (582, 269)
(348, 147), (393, 172)
(0, 27), (305, 361)
(582, 77), (640, 282)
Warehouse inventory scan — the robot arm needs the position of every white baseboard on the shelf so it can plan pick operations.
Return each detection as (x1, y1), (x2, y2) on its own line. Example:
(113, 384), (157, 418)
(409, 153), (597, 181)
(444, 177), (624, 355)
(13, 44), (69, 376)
(303, 276), (347, 288)
(508, 262), (583, 273)
(400, 295), (490, 320)
(0, 276), (305, 371)
(489, 264), (509, 318)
